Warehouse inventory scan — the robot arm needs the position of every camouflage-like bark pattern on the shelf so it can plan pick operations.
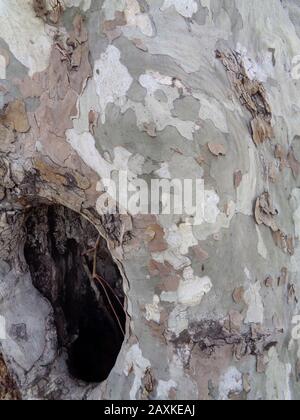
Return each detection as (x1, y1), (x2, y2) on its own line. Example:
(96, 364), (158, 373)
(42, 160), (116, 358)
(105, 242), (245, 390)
(0, 0), (300, 400)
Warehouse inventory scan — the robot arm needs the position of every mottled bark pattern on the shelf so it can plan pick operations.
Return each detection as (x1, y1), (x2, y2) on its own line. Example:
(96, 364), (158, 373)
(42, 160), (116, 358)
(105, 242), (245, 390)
(0, 0), (300, 400)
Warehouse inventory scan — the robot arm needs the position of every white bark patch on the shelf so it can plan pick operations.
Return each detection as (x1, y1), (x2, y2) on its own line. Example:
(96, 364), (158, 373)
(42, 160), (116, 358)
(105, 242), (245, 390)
(218, 367), (243, 400)
(266, 348), (292, 401)
(291, 246), (300, 274)
(0, 315), (6, 340)
(166, 223), (198, 256)
(0, 0), (52, 76)
(203, 190), (220, 224)
(200, 0), (211, 20)
(145, 295), (161, 324)
(72, 79), (100, 133)
(66, 130), (112, 179)
(94, 46), (133, 124)
(124, 0), (153, 37)
(154, 221), (198, 274)
(161, 0), (198, 18)
(194, 92), (229, 134)
(256, 225), (268, 260)
(102, 0), (153, 36)
(194, 200), (235, 241)
(244, 282), (264, 325)
(237, 146), (258, 216)
(291, 188), (300, 238)
(236, 43), (270, 82)
(66, 129), (136, 185)
(189, 189), (222, 228)
(124, 344), (151, 400)
(154, 162), (172, 179)
(152, 249), (191, 272)
(161, 267), (212, 307)
(167, 306), (188, 337)
(244, 267), (252, 281)
(178, 267), (212, 306)
(122, 71), (197, 140)
(157, 379), (177, 400)
(0, 54), (7, 79)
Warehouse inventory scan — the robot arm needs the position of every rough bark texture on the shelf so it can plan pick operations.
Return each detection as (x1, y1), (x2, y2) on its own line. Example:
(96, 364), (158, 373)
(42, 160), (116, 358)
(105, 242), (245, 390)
(0, 0), (300, 400)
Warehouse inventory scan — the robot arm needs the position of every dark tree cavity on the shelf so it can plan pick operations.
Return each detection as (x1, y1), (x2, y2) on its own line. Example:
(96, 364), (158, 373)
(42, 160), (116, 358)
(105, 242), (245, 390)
(24, 204), (126, 383)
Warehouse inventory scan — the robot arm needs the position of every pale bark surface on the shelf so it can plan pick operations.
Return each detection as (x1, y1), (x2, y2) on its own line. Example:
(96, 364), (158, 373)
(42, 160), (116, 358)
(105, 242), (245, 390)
(0, 0), (300, 400)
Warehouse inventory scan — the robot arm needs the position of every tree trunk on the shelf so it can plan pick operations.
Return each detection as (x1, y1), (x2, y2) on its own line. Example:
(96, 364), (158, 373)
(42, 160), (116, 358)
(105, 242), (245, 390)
(0, 0), (300, 400)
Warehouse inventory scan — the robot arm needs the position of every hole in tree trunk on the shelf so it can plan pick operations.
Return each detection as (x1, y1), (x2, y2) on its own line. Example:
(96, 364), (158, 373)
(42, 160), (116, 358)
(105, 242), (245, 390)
(23, 204), (126, 384)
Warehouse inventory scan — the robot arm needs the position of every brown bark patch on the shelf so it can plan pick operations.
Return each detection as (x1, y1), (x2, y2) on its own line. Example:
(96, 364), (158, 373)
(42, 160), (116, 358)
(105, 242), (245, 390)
(0, 355), (20, 400)
(234, 170), (243, 189)
(207, 142), (227, 157)
(254, 192), (278, 232)
(272, 230), (295, 256)
(146, 224), (168, 253)
(216, 50), (273, 146)
(0, 100), (30, 133)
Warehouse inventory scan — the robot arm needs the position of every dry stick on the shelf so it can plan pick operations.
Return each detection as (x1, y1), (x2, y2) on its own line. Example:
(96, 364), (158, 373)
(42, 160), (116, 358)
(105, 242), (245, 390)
(82, 260), (101, 302)
(92, 235), (125, 337)
(96, 273), (125, 315)
(81, 248), (95, 256)
(94, 274), (125, 337)
(82, 235), (101, 257)
(84, 257), (125, 337)
(93, 236), (101, 277)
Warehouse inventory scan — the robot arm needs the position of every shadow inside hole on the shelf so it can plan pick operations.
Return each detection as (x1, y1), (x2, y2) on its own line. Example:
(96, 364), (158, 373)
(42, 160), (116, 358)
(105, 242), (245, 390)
(24, 204), (126, 383)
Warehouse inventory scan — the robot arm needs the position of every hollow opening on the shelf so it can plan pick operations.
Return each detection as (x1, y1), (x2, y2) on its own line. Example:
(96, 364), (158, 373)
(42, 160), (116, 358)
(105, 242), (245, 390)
(23, 204), (126, 383)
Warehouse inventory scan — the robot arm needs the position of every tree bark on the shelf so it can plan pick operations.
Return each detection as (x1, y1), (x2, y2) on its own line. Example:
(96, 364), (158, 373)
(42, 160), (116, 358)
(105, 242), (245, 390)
(0, 0), (300, 400)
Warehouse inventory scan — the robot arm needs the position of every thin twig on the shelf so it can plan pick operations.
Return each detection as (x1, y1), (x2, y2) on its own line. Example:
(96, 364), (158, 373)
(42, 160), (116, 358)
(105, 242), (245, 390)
(82, 260), (101, 301)
(81, 248), (95, 256)
(87, 235), (125, 337)
(96, 273), (125, 316)
(93, 236), (101, 277)
(94, 274), (125, 337)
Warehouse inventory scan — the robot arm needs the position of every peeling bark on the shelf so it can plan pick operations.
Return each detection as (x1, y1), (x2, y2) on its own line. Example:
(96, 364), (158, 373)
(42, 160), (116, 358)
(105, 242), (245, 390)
(1, 0), (300, 401)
